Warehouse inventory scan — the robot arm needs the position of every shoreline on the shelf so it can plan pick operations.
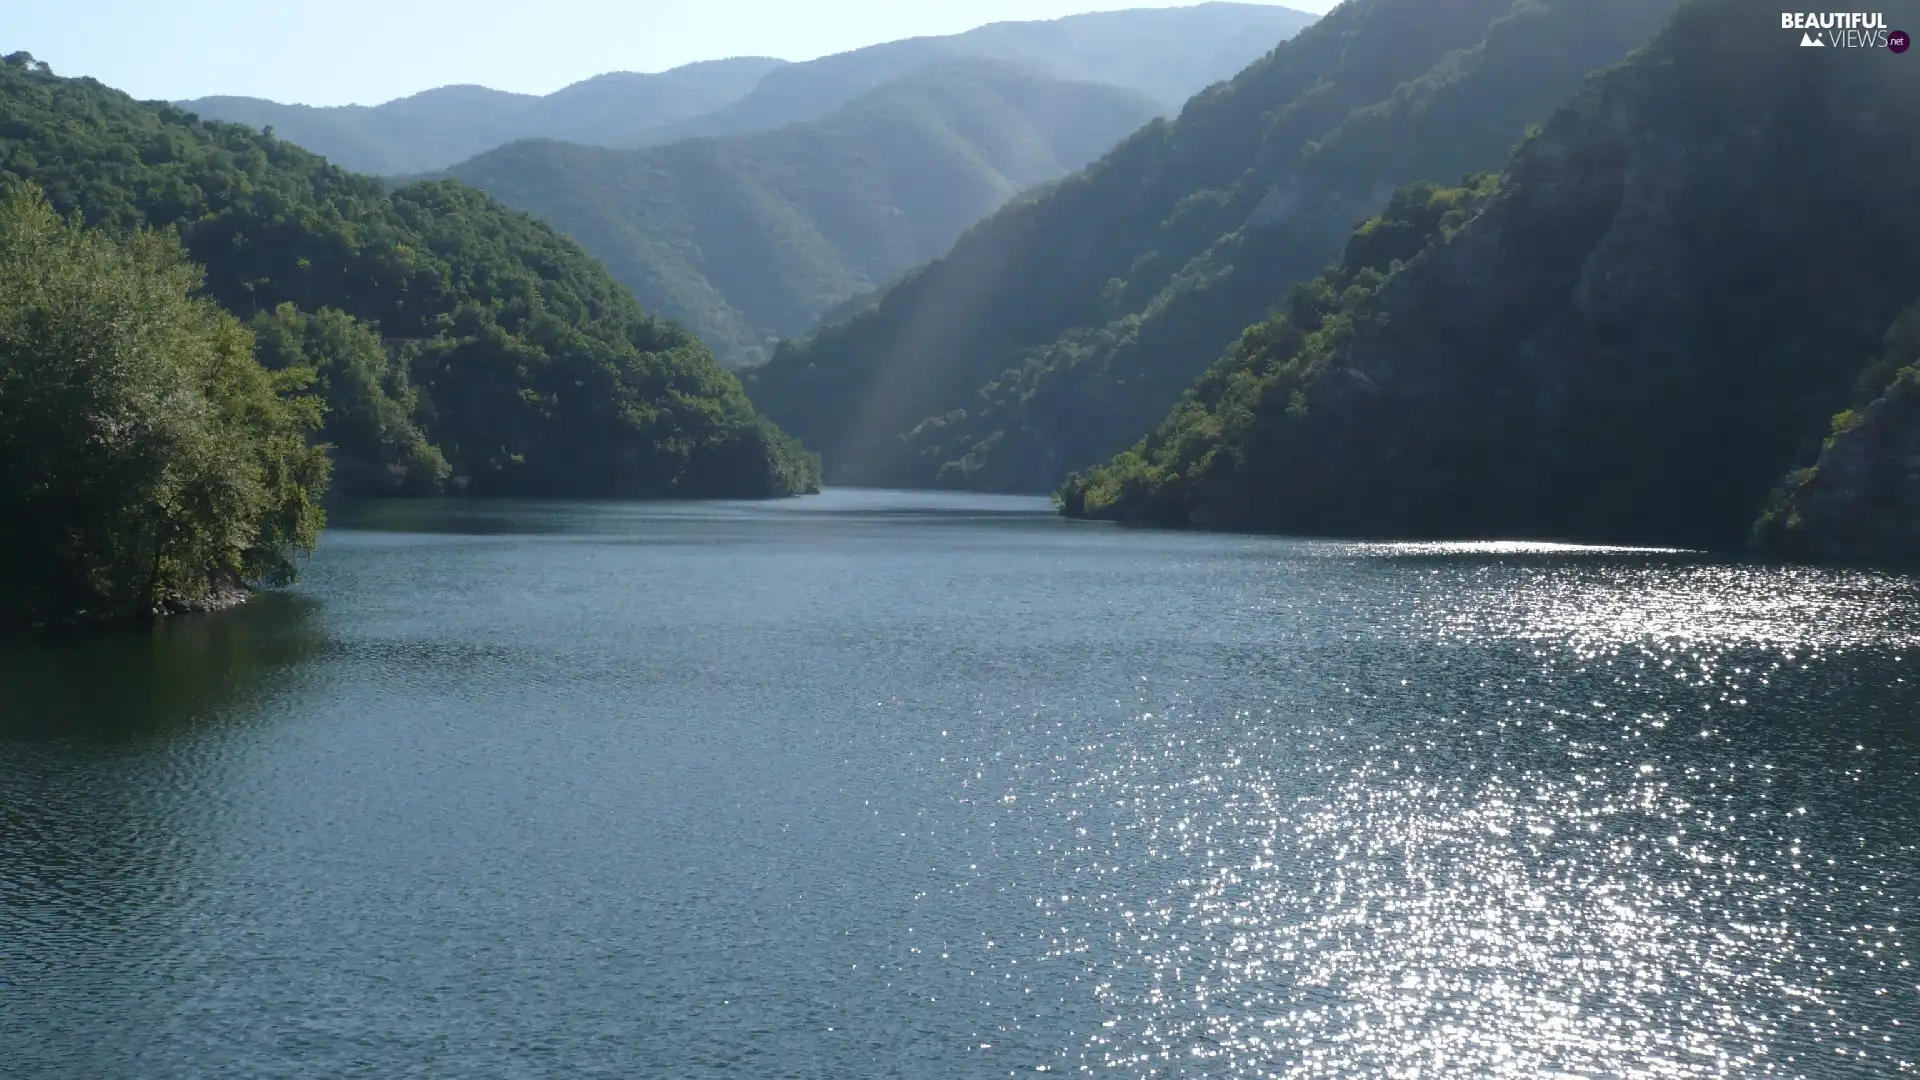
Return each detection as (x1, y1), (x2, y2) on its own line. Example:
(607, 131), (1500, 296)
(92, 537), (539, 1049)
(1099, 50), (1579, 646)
(6, 582), (256, 637)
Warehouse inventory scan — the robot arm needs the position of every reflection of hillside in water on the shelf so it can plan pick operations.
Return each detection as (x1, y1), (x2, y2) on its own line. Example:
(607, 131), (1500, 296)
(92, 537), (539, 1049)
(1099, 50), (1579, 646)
(0, 592), (328, 740)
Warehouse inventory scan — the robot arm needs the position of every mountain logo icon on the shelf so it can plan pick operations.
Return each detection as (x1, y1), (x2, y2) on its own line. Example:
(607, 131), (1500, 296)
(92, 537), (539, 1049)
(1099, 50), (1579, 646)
(1801, 31), (1826, 45)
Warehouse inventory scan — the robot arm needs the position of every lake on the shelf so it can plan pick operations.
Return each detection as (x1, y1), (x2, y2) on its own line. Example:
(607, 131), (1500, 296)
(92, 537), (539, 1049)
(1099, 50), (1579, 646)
(2, 490), (1915, 1078)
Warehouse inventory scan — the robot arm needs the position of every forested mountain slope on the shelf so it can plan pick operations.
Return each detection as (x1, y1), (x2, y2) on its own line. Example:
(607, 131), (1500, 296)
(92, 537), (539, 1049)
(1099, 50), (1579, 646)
(743, 0), (1680, 489)
(0, 53), (819, 499)
(629, 3), (1317, 145)
(179, 58), (784, 176)
(448, 62), (1161, 366)
(1061, 0), (1920, 553)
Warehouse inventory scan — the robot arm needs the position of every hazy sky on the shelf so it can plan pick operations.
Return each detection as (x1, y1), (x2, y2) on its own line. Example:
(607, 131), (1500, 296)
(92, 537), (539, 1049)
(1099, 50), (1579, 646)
(8, 0), (1339, 107)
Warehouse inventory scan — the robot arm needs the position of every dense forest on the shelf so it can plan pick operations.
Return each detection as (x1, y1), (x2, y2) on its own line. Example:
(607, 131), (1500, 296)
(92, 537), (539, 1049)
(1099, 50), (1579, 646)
(447, 62), (1162, 366)
(742, 0), (1681, 491)
(1061, 0), (1920, 554)
(0, 52), (820, 505)
(0, 188), (329, 627)
(184, 4), (1316, 176)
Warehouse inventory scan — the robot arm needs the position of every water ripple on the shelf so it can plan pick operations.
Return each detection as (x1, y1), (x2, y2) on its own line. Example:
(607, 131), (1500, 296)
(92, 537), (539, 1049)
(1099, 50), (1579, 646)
(1, 496), (1914, 1078)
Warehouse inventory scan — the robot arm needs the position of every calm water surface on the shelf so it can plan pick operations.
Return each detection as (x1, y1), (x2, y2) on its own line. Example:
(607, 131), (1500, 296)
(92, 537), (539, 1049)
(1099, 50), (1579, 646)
(2, 490), (1916, 1078)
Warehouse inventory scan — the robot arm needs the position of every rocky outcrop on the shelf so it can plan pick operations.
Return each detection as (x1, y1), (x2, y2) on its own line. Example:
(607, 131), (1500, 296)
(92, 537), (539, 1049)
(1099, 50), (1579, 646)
(1756, 311), (1920, 560)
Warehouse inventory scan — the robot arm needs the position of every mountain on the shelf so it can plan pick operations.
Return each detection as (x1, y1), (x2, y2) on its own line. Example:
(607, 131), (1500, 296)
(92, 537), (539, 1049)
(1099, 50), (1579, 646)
(1059, 0), (1920, 553)
(177, 5), (1315, 177)
(743, 0), (1682, 490)
(629, 3), (1319, 145)
(178, 58), (785, 176)
(447, 62), (1163, 366)
(0, 53), (820, 500)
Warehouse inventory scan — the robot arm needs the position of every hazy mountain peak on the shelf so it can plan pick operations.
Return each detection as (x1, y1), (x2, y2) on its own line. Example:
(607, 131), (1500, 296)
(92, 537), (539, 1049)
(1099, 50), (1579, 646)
(626, 3), (1316, 146)
(181, 6), (1315, 174)
(178, 56), (785, 174)
(446, 59), (1166, 367)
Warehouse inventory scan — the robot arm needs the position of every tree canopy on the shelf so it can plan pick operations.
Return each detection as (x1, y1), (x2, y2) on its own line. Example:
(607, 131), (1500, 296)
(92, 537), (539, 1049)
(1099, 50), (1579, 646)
(0, 52), (819, 500)
(0, 188), (329, 627)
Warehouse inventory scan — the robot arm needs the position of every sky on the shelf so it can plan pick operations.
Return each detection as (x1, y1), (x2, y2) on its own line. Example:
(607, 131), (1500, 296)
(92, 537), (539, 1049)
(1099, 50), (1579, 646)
(8, 0), (1340, 107)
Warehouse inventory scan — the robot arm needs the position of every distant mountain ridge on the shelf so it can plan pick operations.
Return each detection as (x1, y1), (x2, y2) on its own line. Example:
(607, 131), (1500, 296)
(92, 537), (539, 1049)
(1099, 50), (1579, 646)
(180, 58), (784, 176)
(628, 3), (1320, 146)
(178, 4), (1317, 176)
(447, 61), (1163, 366)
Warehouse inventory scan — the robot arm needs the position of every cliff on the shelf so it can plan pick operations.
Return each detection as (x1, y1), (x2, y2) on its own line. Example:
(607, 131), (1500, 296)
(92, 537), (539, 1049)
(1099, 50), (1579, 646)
(1755, 307), (1920, 559)
(1064, 0), (1920, 551)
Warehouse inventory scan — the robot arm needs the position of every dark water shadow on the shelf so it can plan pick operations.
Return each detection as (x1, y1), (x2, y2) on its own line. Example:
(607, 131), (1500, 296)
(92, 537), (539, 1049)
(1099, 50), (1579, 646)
(325, 491), (1061, 539)
(0, 592), (330, 743)
(324, 497), (583, 536)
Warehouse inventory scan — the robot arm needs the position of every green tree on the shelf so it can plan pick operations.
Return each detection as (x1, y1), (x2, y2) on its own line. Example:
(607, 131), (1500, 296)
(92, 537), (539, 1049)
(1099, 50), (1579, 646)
(0, 187), (330, 627)
(250, 304), (450, 495)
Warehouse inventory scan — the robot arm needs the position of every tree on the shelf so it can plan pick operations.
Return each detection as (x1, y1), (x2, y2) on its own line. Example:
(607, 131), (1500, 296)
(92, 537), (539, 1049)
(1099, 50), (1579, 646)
(0, 187), (331, 627)
(251, 304), (450, 495)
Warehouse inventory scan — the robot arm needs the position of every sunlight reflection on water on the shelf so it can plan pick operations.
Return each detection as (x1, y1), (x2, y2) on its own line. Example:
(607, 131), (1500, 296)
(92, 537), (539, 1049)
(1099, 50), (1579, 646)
(2, 499), (1914, 1078)
(938, 553), (1918, 1077)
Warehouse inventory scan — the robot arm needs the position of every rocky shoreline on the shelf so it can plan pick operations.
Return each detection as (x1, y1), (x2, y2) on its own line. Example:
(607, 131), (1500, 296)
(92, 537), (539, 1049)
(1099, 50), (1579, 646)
(8, 582), (255, 635)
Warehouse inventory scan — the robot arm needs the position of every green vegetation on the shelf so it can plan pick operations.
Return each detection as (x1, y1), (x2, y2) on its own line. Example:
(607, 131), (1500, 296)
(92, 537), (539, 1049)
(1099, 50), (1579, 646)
(0, 52), (819, 502)
(743, 0), (1680, 490)
(1058, 175), (1499, 523)
(1063, 0), (1920, 551)
(448, 62), (1162, 366)
(249, 305), (448, 494)
(0, 188), (329, 627)
(180, 59), (785, 176)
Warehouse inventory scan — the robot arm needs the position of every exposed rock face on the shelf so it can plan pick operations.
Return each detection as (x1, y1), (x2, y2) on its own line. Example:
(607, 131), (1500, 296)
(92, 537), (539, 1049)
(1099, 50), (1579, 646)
(1756, 360), (1920, 560)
